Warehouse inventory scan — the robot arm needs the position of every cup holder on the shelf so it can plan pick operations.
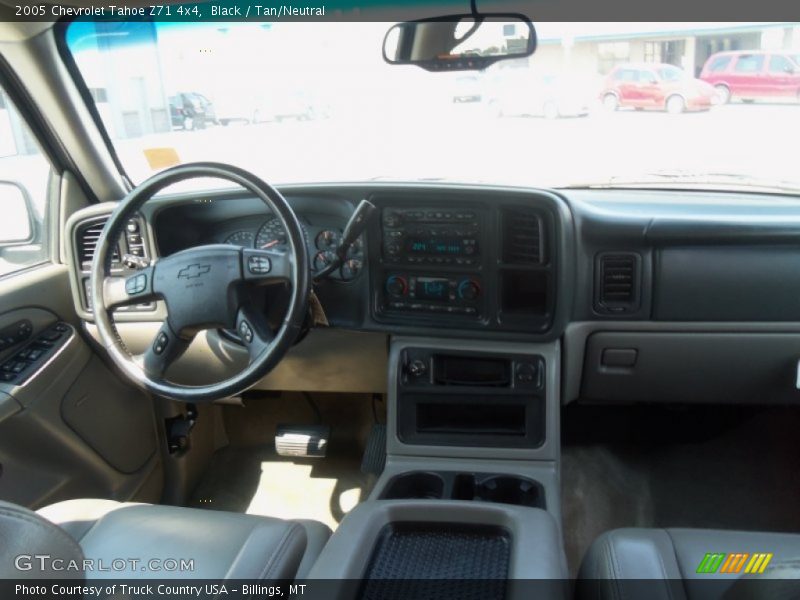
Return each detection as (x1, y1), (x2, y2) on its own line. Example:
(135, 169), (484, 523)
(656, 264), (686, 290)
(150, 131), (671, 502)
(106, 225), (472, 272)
(381, 471), (445, 500)
(381, 471), (545, 508)
(474, 475), (543, 508)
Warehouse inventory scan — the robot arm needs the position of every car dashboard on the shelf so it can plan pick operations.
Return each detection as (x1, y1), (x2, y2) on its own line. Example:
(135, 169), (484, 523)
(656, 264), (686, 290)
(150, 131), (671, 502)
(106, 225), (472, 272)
(64, 182), (800, 408)
(129, 185), (574, 340)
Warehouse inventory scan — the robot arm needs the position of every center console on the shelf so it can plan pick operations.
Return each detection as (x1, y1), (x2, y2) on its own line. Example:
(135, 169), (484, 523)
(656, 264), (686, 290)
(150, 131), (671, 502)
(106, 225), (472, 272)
(370, 197), (560, 334)
(303, 336), (566, 594)
(396, 347), (545, 449)
(306, 501), (567, 594)
(387, 338), (559, 463)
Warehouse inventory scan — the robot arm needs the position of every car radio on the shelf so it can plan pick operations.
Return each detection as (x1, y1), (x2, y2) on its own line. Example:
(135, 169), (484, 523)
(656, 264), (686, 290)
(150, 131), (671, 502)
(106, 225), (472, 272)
(381, 207), (480, 266)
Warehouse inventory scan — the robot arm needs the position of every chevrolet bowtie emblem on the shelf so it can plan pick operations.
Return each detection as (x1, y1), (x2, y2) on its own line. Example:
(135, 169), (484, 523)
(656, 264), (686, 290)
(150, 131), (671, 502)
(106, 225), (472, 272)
(177, 263), (211, 279)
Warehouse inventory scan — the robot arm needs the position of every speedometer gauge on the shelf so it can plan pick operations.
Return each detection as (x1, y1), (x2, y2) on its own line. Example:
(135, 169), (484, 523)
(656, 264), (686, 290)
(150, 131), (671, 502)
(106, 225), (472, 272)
(225, 231), (255, 247)
(255, 217), (288, 249)
(255, 216), (307, 249)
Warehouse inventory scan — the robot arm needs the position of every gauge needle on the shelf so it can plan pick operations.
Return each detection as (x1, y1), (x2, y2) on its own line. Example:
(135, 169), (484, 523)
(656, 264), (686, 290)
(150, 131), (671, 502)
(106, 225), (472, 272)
(261, 240), (280, 249)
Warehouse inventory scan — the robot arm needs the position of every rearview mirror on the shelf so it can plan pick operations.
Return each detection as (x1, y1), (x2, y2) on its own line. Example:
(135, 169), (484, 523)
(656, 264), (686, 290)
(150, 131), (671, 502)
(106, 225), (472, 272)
(0, 181), (35, 247)
(383, 14), (536, 71)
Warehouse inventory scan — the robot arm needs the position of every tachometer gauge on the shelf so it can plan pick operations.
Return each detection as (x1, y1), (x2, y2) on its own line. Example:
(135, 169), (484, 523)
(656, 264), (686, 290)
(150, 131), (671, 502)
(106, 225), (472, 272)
(225, 231), (255, 247)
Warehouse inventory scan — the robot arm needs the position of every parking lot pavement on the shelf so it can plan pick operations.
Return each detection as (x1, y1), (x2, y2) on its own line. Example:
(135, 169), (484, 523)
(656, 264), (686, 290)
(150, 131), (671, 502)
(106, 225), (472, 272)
(9, 102), (796, 194)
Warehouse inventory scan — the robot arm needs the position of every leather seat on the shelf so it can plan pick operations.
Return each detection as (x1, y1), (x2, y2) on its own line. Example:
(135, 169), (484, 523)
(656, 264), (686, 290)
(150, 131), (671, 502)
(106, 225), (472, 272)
(1, 499), (330, 580)
(578, 527), (800, 600)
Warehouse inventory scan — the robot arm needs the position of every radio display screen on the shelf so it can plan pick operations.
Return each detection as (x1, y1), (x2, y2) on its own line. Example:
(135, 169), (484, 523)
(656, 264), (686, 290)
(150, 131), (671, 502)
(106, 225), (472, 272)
(415, 278), (450, 301)
(407, 238), (473, 255)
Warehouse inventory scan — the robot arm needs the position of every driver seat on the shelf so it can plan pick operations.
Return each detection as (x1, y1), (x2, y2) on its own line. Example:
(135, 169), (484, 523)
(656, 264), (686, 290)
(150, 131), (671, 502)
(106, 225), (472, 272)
(1, 499), (331, 580)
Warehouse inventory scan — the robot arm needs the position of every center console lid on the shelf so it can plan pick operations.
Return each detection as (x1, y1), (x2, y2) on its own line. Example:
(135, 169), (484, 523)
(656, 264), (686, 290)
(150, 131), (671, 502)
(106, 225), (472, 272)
(305, 500), (567, 596)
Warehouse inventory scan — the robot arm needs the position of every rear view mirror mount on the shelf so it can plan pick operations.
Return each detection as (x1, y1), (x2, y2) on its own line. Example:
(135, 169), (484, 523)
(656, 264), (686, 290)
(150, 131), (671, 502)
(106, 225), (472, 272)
(383, 13), (536, 72)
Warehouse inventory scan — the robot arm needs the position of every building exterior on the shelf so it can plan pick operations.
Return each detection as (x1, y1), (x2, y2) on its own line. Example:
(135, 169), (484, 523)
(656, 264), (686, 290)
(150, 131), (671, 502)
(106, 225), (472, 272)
(531, 22), (800, 78)
(4, 22), (799, 158)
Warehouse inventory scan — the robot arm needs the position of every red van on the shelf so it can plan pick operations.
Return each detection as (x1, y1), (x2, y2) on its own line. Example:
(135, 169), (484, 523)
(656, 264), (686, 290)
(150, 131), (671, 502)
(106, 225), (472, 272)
(700, 50), (800, 104)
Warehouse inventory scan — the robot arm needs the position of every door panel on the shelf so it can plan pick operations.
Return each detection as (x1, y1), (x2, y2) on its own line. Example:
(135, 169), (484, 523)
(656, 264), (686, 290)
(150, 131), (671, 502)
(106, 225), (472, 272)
(0, 252), (162, 508)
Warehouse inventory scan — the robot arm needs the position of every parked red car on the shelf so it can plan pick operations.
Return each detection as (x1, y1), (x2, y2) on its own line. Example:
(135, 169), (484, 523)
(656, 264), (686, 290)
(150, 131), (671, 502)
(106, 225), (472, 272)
(700, 50), (800, 104)
(601, 63), (716, 114)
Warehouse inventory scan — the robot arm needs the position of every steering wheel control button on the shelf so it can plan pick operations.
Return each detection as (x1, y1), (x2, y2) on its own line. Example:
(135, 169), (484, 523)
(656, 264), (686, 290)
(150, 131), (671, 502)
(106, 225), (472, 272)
(153, 332), (169, 355)
(125, 273), (148, 295)
(247, 255), (271, 275)
(238, 321), (254, 344)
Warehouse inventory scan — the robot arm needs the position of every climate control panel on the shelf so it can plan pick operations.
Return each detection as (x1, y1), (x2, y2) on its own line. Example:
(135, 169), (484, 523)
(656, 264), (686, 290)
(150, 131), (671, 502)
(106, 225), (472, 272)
(381, 273), (482, 317)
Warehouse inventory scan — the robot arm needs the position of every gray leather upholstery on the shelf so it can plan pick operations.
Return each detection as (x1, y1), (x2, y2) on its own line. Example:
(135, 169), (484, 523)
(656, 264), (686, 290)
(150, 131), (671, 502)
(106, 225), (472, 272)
(578, 527), (800, 600)
(29, 498), (331, 580)
(0, 501), (84, 579)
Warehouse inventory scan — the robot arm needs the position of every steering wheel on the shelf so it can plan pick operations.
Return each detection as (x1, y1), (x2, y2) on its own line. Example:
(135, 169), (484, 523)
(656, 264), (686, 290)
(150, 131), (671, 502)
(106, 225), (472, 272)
(90, 163), (310, 403)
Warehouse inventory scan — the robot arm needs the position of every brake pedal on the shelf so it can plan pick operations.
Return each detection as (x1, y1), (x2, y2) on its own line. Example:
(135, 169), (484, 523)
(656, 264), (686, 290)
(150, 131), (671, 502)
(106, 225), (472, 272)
(275, 424), (330, 458)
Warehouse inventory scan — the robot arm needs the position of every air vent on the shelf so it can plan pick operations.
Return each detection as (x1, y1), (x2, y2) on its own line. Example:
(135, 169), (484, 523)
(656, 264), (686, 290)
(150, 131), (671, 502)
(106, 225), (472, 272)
(502, 208), (544, 265)
(77, 218), (119, 267)
(596, 253), (640, 313)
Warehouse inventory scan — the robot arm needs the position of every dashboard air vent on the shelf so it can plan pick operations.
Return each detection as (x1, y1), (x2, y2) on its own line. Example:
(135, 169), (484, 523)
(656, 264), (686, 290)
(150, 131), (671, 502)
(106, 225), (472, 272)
(596, 253), (640, 313)
(502, 208), (544, 265)
(78, 219), (119, 267)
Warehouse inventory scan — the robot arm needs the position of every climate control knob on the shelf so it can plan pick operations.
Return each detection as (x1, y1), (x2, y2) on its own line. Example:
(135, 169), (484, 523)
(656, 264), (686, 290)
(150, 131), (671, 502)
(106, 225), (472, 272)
(386, 275), (408, 297)
(457, 279), (480, 301)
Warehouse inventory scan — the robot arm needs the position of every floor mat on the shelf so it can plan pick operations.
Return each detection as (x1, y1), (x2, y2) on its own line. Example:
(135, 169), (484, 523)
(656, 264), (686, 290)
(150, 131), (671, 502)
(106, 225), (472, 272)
(189, 392), (377, 530)
(189, 445), (369, 530)
(561, 406), (800, 577)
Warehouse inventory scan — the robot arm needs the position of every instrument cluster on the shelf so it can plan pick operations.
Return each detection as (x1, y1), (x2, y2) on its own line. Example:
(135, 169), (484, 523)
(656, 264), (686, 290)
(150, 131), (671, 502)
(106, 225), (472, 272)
(223, 215), (364, 282)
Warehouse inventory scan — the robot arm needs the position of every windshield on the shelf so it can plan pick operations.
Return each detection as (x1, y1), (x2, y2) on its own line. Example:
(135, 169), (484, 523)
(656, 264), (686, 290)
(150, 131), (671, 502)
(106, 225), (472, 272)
(65, 20), (800, 193)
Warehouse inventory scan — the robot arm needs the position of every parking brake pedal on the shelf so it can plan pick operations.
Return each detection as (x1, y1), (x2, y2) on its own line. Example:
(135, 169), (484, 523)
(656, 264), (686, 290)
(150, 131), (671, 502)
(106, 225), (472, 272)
(275, 424), (330, 458)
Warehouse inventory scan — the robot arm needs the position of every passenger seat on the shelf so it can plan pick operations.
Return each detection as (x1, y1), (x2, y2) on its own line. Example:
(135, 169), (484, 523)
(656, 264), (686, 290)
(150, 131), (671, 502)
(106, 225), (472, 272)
(577, 528), (800, 600)
(1, 499), (330, 580)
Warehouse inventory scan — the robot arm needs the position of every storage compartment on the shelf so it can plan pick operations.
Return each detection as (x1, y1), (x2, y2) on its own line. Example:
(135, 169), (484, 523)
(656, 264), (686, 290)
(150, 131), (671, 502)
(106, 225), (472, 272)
(500, 270), (548, 315)
(381, 472), (444, 500)
(398, 393), (544, 448)
(305, 499), (568, 581)
(381, 471), (545, 509)
(361, 522), (510, 588)
(417, 402), (525, 436)
(582, 331), (800, 405)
